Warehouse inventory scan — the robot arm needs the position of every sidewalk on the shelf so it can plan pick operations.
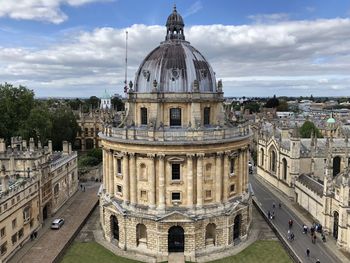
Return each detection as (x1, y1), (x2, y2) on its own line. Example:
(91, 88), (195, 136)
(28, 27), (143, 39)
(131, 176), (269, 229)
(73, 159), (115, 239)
(8, 182), (100, 263)
(254, 174), (350, 263)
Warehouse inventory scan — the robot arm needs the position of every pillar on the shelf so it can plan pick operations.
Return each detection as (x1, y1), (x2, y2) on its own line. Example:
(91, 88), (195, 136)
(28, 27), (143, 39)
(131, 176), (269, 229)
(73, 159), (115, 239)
(215, 152), (223, 203)
(122, 152), (130, 204)
(197, 153), (204, 208)
(223, 151), (230, 201)
(239, 149), (244, 194)
(109, 150), (114, 195)
(148, 154), (156, 208)
(130, 153), (137, 205)
(103, 148), (107, 190)
(158, 154), (165, 210)
(187, 154), (194, 207)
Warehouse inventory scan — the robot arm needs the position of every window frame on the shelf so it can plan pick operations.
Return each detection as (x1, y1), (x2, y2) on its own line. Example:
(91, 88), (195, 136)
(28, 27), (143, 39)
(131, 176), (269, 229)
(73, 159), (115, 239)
(140, 107), (148, 125)
(170, 108), (181, 127)
(171, 163), (181, 181)
(204, 107), (210, 126)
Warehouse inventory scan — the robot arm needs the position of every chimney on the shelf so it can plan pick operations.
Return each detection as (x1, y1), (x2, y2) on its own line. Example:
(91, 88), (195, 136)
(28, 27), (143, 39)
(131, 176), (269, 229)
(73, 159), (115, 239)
(29, 138), (35, 151)
(0, 167), (9, 192)
(68, 143), (72, 154)
(62, 141), (69, 154)
(48, 140), (53, 153)
(22, 139), (27, 150)
(0, 139), (5, 153)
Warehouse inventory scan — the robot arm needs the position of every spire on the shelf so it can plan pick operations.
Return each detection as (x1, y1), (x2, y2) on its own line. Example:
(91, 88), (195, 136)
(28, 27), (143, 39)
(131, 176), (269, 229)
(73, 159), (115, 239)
(165, 5), (185, 41)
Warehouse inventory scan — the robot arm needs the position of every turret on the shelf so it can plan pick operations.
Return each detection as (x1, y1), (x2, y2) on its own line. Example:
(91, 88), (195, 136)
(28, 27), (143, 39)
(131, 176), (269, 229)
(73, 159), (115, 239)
(48, 140), (53, 154)
(29, 137), (35, 152)
(0, 139), (5, 153)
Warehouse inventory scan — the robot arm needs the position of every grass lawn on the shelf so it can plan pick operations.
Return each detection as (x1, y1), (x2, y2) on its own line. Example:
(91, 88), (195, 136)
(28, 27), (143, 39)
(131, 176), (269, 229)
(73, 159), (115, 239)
(61, 240), (291, 263)
(60, 242), (142, 263)
(210, 240), (292, 263)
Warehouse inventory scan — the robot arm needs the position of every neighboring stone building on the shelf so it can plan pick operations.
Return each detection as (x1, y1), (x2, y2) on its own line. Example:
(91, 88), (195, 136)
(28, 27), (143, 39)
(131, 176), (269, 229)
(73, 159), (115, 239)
(256, 121), (350, 252)
(100, 90), (112, 110)
(0, 137), (78, 262)
(0, 170), (40, 262)
(99, 7), (252, 262)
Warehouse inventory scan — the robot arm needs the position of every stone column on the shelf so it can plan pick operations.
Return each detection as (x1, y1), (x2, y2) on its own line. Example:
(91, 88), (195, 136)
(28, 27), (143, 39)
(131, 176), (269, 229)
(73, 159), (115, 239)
(196, 153), (204, 208)
(158, 154), (165, 210)
(109, 150), (114, 195)
(148, 154), (156, 209)
(215, 152), (223, 203)
(122, 152), (130, 204)
(130, 153), (137, 205)
(239, 149), (244, 194)
(102, 148), (107, 190)
(187, 154), (194, 207)
(223, 151), (230, 201)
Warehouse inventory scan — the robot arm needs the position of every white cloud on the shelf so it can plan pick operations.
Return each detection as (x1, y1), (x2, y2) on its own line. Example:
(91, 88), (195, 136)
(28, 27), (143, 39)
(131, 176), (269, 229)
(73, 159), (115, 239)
(1, 18), (350, 97)
(248, 13), (290, 24)
(0, 0), (109, 24)
(184, 1), (203, 18)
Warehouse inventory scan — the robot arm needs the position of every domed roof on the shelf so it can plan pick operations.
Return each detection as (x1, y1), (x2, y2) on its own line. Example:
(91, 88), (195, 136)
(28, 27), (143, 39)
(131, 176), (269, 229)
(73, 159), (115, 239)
(101, 89), (110, 99)
(134, 6), (216, 93)
(327, 117), (336, 124)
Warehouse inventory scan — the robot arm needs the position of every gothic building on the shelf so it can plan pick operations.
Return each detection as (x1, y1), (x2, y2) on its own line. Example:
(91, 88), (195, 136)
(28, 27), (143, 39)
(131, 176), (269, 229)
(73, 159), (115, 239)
(99, 7), (252, 262)
(257, 122), (350, 252)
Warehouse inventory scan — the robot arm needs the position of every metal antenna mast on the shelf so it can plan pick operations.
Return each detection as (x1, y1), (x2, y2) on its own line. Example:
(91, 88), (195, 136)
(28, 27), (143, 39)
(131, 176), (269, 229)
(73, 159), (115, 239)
(124, 30), (128, 95)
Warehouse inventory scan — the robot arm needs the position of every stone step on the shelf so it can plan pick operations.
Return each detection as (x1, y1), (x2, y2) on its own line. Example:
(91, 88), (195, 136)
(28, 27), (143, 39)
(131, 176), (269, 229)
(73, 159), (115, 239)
(168, 252), (185, 263)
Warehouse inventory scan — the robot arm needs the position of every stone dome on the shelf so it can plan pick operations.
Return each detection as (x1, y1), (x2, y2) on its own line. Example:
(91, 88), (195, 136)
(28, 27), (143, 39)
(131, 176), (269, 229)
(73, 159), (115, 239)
(134, 6), (216, 93)
(327, 117), (336, 124)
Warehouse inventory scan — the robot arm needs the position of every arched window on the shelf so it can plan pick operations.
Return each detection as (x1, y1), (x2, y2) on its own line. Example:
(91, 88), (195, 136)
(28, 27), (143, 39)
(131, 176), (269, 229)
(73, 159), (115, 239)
(204, 107), (210, 126)
(136, 224), (147, 247)
(333, 156), (341, 177)
(205, 163), (212, 179)
(270, 149), (276, 173)
(140, 107), (147, 125)
(140, 163), (147, 181)
(170, 108), (181, 126)
(282, 158), (287, 181)
(260, 148), (264, 166)
(54, 184), (59, 196)
(230, 158), (235, 174)
(110, 215), (119, 240)
(233, 214), (242, 241)
(205, 223), (216, 246)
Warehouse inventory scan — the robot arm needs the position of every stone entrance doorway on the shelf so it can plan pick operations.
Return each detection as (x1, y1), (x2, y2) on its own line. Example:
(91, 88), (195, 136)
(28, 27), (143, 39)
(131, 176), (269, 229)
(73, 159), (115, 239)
(233, 214), (242, 240)
(168, 226), (184, 252)
(43, 203), (51, 221)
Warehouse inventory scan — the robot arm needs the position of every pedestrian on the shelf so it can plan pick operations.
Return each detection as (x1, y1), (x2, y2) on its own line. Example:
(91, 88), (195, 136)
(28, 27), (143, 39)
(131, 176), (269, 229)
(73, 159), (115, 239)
(271, 211), (275, 219)
(272, 202), (276, 209)
(267, 211), (271, 219)
(303, 224), (308, 234)
(316, 259), (320, 263)
(321, 233), (326, 242)
(278, 202), (281, 209)
(306, 248), (310, 257)
(290, 232), (295, 241)
(80, 184), (83, 190)
(312, 234), (316, 244)
(83, 186), (86, 192)
(287, 229), (291, 239)
(289, 219), (293, 229)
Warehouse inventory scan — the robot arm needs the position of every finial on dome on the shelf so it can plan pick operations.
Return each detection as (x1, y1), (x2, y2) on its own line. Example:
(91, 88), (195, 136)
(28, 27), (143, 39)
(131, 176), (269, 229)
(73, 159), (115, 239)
(165, 5), (185, 41)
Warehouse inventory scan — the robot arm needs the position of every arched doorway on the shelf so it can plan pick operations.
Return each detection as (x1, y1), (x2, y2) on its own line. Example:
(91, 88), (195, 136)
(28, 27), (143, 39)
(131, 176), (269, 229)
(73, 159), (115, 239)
(205, 223), (216, 246)
(74, 139), (82, 150)
(233, 214), (242, 240)
(136, 224), (147, 247)
(110, 215), (119, 240)
(333, 211), (339, 239)
(168, 226), (184, 252)
(86, 138), (94, 150)
(333, 156), (341, 177)
(43, 203), (50, 221)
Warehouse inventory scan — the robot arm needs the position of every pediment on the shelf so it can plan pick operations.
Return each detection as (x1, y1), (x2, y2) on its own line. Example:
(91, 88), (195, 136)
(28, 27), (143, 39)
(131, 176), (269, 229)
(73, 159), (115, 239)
(158, 211), (194, 222)
(167, 157), (185, 163)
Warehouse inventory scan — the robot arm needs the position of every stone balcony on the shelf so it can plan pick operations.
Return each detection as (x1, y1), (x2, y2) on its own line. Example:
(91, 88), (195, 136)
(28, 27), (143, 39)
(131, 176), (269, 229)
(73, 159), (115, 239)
(100, 123), (251, 145)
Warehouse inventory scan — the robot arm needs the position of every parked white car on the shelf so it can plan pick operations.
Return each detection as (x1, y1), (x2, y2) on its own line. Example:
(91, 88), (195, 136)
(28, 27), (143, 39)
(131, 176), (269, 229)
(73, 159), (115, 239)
(51, 218), (65, 229)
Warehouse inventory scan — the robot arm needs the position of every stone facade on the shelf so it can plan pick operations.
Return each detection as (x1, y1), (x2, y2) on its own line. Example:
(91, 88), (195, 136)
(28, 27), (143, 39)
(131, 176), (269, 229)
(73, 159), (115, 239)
(256, 121), (350, 252)
(99, 6), (252, 262)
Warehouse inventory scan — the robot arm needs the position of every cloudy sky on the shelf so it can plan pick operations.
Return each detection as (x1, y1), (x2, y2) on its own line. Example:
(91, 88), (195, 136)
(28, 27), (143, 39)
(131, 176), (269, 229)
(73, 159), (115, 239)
(1, 0), (350, 98)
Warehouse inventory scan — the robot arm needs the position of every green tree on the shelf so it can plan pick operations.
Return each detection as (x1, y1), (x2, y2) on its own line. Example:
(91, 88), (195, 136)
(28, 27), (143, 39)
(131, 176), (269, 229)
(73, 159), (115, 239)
(111, 96), (125, 111)
(86, 96), (100, 109)
(244, 102), (260, 113)
(50, 107), (79, 150)
(20, 105), (52, 145)
(276, 100), (289, 111)
(299, 121), (322, 138)
(68, 98), (82, 111)
(0, 83), (34, 142)
(264, 95), (279, 108)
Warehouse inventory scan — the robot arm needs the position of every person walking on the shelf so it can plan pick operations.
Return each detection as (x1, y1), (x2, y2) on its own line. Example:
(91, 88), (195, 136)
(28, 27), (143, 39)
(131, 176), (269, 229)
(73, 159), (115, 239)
(278, 202), (282, 208)
(267, 211), (271, 219)
(306, 248), (310, 257)
(316, 259), (320, 263)
(272, 202), (276, 209)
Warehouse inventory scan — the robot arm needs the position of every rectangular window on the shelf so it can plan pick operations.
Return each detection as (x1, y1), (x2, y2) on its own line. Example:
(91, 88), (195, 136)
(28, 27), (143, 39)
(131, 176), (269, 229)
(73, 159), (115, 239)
(117, 185), (122, 193)
(140, 190), (147, 201)
(230, 184), (235, 193)
(12, 218), (17, 229)
(4, 203), (7, 210)
(230, 158), (235, 174)
(0, 227), (5, 238)
(170, 108), (181, 126)
(204, 107), (210, 125)
(23, 206), (31, 223)
(141, 107), (148, 125)
(1, 242), (7, 255)
(11, 234), (17, 245)
(171, 163), (180, 180)
(172, 192), (181, 201)
(18, 228), (24, 239)
(117, 159), (122, 174)
(11, 199), (14, 205)
(30, 219), (34, 228)
(205, 190), (212, 199)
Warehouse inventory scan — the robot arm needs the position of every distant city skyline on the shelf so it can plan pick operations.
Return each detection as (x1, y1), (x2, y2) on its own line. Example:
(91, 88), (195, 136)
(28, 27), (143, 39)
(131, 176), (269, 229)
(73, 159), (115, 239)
(1, 0), (350, 97)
